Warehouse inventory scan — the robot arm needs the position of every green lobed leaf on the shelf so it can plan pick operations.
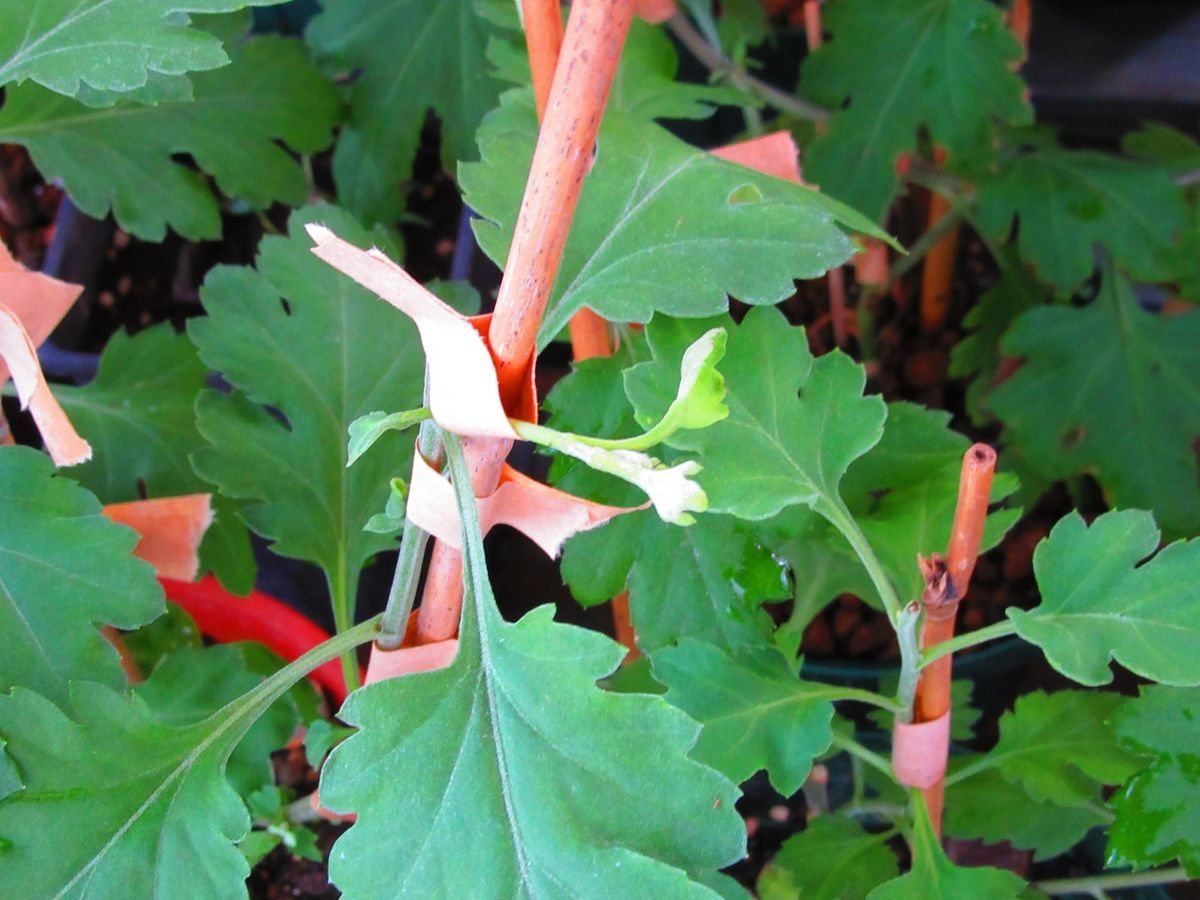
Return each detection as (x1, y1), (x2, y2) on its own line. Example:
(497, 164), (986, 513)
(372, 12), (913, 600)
(1109, 685), (1200, 876)
(868, 796), (1028, 899)
(953, 691), (1143, 808)
(625, 308), (886, 524)
(0, 684), (251, 898)
(306, 0), (515, 225)
(1014, 510), (1200, 686)
(462, 96), (878, 348)
(0, 621), (372, 898)
(609, 19), (745, 120)
(973, 132), (1195, 292)
(987, 269), (1200, 539)
(758, 816), (899, 900)
(54, 324), (254, 594)
(944, 768), (1107, 861)
(189, 206), (426, 611)
(0, 446), (164, 708)
(135, 643), (303, 798)
(320, 438), (745, 897)
(0, 36), (341, 241)
(650, 640), (839, 795)
(800, 0), (1030, 221)
(0, 0), (286, 100)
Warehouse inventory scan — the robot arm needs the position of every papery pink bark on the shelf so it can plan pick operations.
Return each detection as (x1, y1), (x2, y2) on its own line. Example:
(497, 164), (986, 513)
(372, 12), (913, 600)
(0, 301), (91, 466)
(103, 494), (214, 581)
(407, 452), (643, 559)
(306, 225), (537, 436)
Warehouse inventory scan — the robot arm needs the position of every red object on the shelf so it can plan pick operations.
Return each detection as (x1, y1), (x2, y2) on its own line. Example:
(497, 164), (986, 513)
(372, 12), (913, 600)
(161, 576), (355, 703)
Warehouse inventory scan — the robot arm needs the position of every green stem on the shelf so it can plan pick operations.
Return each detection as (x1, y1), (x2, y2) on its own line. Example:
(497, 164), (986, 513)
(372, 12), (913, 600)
(919, 619), (1018, 669)
(830, 731), (895, 781)
(818, 497), (903, 622)
(229, 615), (380, 724)
(377, 419), (443, 649)
(666, 11), (831, 123)
(828, 686), (907, 715)
(326, 563), (362, 694)
(894, 602), (922, 721)
(1035, 867), (1191, 896)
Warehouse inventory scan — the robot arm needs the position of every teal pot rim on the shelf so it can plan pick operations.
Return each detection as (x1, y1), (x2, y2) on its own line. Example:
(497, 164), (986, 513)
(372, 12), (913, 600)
(800, 634), (1039, 688)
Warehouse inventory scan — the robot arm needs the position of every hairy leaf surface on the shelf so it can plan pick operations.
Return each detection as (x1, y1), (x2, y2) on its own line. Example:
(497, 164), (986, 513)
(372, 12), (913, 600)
(0, 446), (163, 708)
(0, 1), (285, 99)
(321, 446), (744, 897)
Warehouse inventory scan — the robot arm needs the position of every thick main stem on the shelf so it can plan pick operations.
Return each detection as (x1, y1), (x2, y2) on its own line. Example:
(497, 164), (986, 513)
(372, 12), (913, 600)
(413, 0), (634, 645)
(489, 0), (634, 402)
(914, 443), (996, 834)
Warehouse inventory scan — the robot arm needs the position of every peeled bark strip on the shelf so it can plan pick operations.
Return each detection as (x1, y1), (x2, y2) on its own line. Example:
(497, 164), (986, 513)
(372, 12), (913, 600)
(0, 301), (91, 466)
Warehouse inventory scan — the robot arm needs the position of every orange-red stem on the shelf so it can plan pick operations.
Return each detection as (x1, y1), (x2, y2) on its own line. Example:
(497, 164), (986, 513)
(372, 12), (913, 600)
(489, 0), (633, 403)
(413, 0), (634, 646)
(915, 443), (996, 834)
(523, 0), (564, 119)
(523, 0), (635, 656)
(918, 190), (960, 333)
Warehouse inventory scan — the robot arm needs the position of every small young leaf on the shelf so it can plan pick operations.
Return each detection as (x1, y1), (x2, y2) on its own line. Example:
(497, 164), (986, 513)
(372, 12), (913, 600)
(363, 478), (408, 535)
(1014, 510), (1200, 686)
(0, 37), (340, 241)
(347, 409), (430, 467)
(868, 797), (1028, 899)
(0, 446), (164, 708)
(625, 308), (886, 524)
(759, 816), (899, 900)
(650, 640), (839, 795)
(1109, 686), (1200, 876)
